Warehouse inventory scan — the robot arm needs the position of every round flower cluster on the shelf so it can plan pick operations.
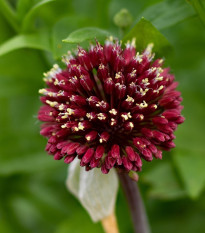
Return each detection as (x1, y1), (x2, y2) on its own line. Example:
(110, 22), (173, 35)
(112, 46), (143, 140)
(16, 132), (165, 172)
(38, 38), (184, 174)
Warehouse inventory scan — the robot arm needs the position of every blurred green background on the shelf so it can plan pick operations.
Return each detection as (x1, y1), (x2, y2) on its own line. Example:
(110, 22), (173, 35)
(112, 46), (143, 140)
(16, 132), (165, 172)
(0, 0), (205, 232)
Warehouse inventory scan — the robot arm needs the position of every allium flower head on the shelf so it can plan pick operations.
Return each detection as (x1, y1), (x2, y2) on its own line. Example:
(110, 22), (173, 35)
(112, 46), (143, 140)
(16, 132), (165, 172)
(38, 38), (184, 174)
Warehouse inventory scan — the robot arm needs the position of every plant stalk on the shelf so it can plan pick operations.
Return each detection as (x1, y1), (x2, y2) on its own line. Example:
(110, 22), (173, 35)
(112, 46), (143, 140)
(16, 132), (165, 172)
(118, 172), (151, 233)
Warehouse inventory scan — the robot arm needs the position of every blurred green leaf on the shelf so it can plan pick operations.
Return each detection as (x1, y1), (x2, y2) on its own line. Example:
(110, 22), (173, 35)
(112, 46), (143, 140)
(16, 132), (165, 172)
(0, 33), (51, 57)
(63, 27), (111, 44)
(0, 152), (63, 176)
(139, 0), (195, 30)
(52, 16), (93, 59)
(55, 215), (104, 233)
(21, 0), (55, 31)
(0, 14), (14, 43)
(72, 0), (111, 28)
(188, 0), (205, 27)
(173, 149), (205, 199)
(17, 0), (34, 21)
(0, 0), (20, 32)
(122, 17), (172, 56)
(0, 217), (13, 233)
(142, 161), (186, 199)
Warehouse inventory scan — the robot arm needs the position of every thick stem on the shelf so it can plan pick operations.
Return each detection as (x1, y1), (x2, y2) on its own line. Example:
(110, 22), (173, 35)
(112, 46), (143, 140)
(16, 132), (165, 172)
(118, 173), (151, 233)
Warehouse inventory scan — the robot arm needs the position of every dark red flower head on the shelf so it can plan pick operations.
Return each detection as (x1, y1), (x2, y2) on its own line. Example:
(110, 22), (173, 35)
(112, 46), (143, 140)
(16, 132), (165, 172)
(38, 38), (184, 174)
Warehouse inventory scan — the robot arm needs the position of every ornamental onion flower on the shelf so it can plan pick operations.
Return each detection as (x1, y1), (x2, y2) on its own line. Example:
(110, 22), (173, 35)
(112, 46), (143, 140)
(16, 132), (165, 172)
(38, 38), (184, 174)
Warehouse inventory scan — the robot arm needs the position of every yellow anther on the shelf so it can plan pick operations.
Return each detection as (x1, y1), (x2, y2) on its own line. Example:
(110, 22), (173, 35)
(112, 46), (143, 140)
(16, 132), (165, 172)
(57, 90), (64, 97)
(157, 67), (163, 73)
(39, 89), (47, 94)
(135, 52), (143, 63)
(142, 78), (149, 84)
(139, 115), (144, 120)
(99, 63), (105, 69)
(109, 36), (113, 42)
(131, 38), (136, 47)
(115, 72), (122, 79)
(46, 100), (58, 107)
(86, 113), (91, 119)
(136, 100), (148, 108)
(61, 113), (68, 119)
(109, 109), (117, 115)
(78, 51), (84, 57)
(130, 69), (136, 77)
(121, 112), (131, 121)
(97, 113), (106, 120)
(129, 122), (134, 128)
(149, 67), (157, 74)
(144, 43), (154, 56)
(73, 127), (79, 132)
(154, 85), (164, 93)
(58, 104), (64, 111)
(61, 124), (67, 128)
(67, 108), (74, 115)
(54, 79), (59, 85)
(86, 136), (91, 141)
(43, 64), (61, 80)
(78, 122), (84, 130)
(155, 76), (164, 81)
(126, 95), (134, 103)
(140, 88), (149, 96)
(110, 118), (116, 126)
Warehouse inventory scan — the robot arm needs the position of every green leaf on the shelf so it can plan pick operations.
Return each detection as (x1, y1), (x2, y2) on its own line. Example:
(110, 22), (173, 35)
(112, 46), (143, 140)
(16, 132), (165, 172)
(142, 161), (186, 199)
(63, 27), (111, 44)
(52, 16), (93, 59)
(21, 0), (55, 31)
(122, 17), (173, 56)
(0, 0), (20, 32)
(0, 152), (65, 176)
(55, 215), (104, 233)
(0, 217), (13, 233)
(173, 149), (205, 199)
(16, 0), (34, 21)
(139, 0), (195, 30)
(188, 0), (205, 27)
(0, 14), (14, 44)
(0, 33), (51, 57)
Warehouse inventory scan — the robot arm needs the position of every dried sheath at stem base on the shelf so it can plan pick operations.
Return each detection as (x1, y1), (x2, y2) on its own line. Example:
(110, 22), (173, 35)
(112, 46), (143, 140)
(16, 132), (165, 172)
(101, 212), (119, 233)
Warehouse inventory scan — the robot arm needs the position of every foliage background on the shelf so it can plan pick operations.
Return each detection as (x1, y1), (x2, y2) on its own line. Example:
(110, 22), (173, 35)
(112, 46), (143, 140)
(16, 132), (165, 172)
(0, 0), (205, 232)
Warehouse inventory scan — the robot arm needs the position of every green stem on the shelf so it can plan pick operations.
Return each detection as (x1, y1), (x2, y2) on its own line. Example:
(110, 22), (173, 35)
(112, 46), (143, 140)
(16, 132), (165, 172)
(0, 0), (20, 32)
(189, 0), (205, 27)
